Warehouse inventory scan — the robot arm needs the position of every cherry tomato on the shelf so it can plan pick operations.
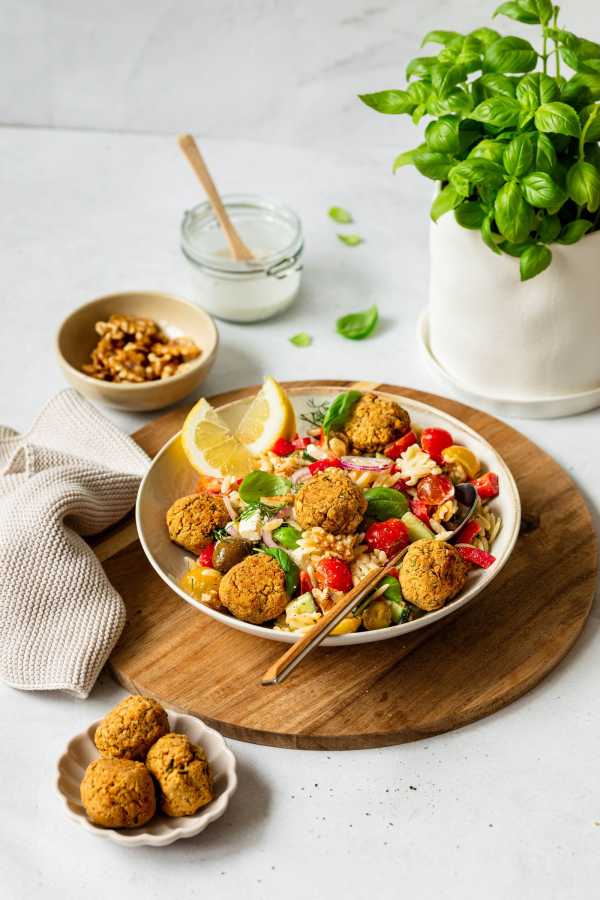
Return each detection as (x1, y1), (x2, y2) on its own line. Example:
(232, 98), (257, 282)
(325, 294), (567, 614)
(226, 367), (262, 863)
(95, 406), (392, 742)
(300, 570), (313, 594)
(441, 445), (480, 479)
(410, 498), (431, 526)
(384, 431), (417, 460)
(365, 519), (410, 556)
(197, 543), (215, 567)
(308, 458), (343, 475)
(417, 474), (455, 505)
(455, 520), (481, 545)
(315, 558), (353, 592)
(471, 472), (499, 500)
(421, 427), (453, 463)
(271, 437), (295, 456)
(457, 545), (496, 568)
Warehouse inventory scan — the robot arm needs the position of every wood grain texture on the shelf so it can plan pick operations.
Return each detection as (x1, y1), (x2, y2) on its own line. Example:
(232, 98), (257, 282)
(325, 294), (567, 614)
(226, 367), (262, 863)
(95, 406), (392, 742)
(102, 381), (597, 750)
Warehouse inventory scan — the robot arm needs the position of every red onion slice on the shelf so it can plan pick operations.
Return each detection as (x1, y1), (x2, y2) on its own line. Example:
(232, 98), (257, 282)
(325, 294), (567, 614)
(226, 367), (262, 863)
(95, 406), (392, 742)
(291, 466), (311, 485)
(222, 494), (237, 521)
(262, 527), (277, 548)
(340, 456), (393, 472)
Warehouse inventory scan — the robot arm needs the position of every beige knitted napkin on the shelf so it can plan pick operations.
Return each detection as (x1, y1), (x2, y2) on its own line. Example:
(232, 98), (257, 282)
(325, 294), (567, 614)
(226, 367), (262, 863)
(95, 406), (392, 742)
(0, 390), (149, 698)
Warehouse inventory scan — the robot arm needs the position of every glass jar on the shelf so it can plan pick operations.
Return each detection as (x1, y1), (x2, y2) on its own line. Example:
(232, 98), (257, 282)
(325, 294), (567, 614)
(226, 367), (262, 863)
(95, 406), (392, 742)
(180, 194), (304, 323)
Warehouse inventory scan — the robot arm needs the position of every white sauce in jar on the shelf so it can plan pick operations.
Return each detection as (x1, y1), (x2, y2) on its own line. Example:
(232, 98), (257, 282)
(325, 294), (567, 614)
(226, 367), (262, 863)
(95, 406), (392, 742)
(181, 195), (304, 323)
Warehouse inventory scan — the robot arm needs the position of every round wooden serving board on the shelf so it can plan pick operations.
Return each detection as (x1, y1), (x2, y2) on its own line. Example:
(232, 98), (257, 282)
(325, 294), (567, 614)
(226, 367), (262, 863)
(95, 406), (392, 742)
(96, 381), (597, 750)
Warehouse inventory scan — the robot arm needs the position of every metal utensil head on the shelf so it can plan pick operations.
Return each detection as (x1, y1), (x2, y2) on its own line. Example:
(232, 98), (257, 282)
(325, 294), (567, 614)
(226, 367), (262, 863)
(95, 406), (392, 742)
(448, 482), (478, 543)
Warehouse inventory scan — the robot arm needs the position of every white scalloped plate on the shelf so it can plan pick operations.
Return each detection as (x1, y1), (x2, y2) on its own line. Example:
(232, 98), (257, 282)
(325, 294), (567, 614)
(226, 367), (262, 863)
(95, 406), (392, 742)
(136, 384), (521, 646)
(56, 711), (237, 847)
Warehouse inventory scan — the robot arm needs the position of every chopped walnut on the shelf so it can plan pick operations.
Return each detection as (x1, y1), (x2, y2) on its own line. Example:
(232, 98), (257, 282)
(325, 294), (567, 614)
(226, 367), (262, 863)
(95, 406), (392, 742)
(82, 314), (201, 383)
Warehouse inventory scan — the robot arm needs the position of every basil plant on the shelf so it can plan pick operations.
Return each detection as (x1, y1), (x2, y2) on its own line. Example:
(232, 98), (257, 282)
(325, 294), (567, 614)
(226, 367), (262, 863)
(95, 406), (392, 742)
(360, 1), (600, 280)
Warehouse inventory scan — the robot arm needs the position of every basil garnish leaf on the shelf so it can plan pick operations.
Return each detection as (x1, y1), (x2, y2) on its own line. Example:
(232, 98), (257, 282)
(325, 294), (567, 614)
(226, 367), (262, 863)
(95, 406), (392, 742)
(322, 390), (362, 435)
(260, 547), (300, 597)
(365, 487), (409, 522)
(239, 472), (292, 504)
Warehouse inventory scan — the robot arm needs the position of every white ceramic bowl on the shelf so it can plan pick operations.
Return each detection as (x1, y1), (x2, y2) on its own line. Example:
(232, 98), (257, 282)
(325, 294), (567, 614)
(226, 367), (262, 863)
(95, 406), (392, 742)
(136, 386), (521, 646)
(56, 710), (237, 847)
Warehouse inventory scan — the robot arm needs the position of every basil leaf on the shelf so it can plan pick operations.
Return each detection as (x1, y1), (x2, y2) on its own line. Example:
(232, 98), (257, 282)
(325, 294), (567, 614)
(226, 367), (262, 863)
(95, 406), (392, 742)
(493, 2), (539, 25)
(364, 487), (409, 522)
(358, 90), (415, 114)
(535, 102), (581, 137)
(272, 525), (301, 550)
(470, 96), (521, 128)
(413, 147), (455, 180)
(580, 105), (600, 142)
(479, 73), (517, 98)
(516, 72), (560, 108)
(337, 234), (364, 246)
(469, 139), (506, 164)
(501, 240), (531, 256)
(495, 181), (535, 243)
(449, 158), (505, 196)
(421, 30), (463, 47)
(407, 81), (431, 106)
(503, 133), (535, 176)
(556, 219), (594, 244)
(260, 547), (299, 598)
(455, 200), (486, 229)
(431, 184), (462, 222)
(405, 56), (437, 80)
(538, 213), (561, 242)
(336, 305), (379, 341)
(322, 390), (362, 435)
(328, 207), (353, 224)
(425, 115), (460, 155)
(432, 63), (466, 98)
(533, 133), (558, 173)
(521, 171), (567, 208)
(520, 243), (552, 281)
(484, 36), (538, 74)
(289, 332), (312, 348)
(392, 146), (421, 173)
(481, 213), (504, 254)
(239, 472), (292, 504)
(562, 74), (600, 104)
(566, 161), (600, 212)
(470, 28), (501, 49)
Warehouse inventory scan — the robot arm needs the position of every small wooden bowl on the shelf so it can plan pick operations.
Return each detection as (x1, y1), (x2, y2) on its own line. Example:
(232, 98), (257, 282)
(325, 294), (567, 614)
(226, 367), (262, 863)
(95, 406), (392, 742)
(56, 291), (218, 412)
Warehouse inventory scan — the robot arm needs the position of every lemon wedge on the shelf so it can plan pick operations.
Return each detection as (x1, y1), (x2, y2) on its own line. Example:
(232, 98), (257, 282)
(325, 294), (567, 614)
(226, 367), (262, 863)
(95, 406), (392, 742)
(181, 398), (255, 478)
(235, 376), (296, 455)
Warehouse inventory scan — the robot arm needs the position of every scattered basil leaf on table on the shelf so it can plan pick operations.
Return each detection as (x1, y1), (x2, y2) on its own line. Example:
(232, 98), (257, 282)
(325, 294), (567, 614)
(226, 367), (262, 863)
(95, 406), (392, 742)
(328, 207), (354, 224)
(336, 305), (379, 341)
(239, 472), (292, 504)
(322, 390), (362, 435)
(289, 332), (312, 348)
(337, 233), (364, 246)
(260, 547), (300, 597)
(272, 525), (302, 550)
(520, 243), (553, 281)
(365, 487), (409, 521)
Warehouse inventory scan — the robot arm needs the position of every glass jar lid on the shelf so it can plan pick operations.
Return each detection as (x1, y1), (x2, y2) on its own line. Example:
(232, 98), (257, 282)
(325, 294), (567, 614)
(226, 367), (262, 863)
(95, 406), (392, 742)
(181, 193), (303, 277)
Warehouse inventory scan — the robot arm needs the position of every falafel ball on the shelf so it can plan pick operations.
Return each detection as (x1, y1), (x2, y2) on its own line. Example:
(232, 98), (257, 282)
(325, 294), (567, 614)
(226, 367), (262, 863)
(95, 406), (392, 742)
(94, 695), (169, 761)
(344, 393), (411, 453)
(166, 491), (229, 553)
(294, 468), (367, 534)
(146, 733), (213, 817)
(400, 540), (467, 611)
(80, 758), (156, 828)
(219, 553), (289, 624)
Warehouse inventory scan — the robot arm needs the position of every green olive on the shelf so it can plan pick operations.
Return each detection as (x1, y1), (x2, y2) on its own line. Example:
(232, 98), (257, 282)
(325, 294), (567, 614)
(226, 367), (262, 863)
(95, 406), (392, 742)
(212, 538), (252, 573)
(362, 598), (393, 631)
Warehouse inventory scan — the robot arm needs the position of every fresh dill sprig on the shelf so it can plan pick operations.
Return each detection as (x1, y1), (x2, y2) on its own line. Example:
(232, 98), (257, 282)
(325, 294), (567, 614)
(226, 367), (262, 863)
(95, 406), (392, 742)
(300, 399), (329, 428)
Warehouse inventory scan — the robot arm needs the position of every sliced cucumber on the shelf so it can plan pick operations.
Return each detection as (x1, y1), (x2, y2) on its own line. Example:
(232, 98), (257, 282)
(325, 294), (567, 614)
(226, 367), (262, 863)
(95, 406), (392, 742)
(285, 593), (316, 618)
(389, 599), (411, 625)
(401, 510), (434, 542)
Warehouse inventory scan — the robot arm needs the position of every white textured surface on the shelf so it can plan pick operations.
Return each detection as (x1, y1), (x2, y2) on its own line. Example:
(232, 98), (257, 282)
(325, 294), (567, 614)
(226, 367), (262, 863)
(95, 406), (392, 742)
(1, 4), (600, 889)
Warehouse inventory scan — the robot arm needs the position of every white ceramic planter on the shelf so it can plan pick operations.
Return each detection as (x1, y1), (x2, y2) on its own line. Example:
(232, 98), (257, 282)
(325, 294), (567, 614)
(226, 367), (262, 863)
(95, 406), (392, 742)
(428, 213), (600, 403)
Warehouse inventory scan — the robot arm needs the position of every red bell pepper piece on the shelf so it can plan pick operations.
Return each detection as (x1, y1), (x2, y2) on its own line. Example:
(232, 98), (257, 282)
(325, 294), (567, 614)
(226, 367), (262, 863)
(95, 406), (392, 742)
(308, 458), (343, 475)
(300, 571), (313, 594)
(385, 431), (417, 459)
(197, 543), (215, 567)
(271, 437), (295, 456)
(455, 520), (481, 545)
(457, 545), (496, 568)
(471, 472), (499, 500)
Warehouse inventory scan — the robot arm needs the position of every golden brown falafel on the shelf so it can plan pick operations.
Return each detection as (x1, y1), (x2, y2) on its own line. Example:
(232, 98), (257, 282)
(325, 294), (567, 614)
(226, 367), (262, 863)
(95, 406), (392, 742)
(344, 393), (410, 453)
(94, 695), (169, 761)
(218, 553), (289, 624)
(400, 540), (467, 611)
(80, 758), (156, 828)
(146, 733), (213, 817)
(166, 492), (228, 553)
(294, 468), (367, 534)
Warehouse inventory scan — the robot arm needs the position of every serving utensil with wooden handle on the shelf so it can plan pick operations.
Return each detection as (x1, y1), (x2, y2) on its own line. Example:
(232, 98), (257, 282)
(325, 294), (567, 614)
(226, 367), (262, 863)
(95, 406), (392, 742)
(261, 547), (410, 686)
(177, 133), (254, 262)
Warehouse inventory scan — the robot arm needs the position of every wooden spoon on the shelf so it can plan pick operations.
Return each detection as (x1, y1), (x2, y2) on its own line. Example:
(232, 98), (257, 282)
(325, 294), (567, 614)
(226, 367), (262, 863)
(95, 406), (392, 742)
(177, 133), (254, 262)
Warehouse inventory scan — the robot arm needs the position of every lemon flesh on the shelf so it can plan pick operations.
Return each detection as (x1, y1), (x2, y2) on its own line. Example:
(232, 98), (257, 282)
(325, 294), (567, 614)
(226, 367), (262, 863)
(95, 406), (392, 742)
(235, 376), (296, 455)
(181, 398), (255, 478)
